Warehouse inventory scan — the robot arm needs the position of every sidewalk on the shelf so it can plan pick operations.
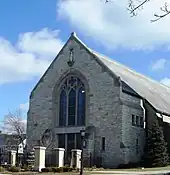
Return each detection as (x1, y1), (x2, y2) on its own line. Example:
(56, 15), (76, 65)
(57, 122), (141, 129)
(88, 170), (170, 174)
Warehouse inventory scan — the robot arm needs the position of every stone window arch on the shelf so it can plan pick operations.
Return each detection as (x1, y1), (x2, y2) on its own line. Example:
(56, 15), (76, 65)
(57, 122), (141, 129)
(59, 75), (86, 126)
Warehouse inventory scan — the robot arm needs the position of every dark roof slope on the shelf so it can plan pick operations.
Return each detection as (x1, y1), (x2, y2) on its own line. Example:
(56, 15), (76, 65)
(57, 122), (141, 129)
(92, 51), (170, 116)
(73, 33), (170, 116)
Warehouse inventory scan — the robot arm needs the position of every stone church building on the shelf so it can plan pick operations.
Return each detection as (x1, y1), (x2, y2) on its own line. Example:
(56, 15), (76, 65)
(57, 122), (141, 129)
(27, 32), (170, 168)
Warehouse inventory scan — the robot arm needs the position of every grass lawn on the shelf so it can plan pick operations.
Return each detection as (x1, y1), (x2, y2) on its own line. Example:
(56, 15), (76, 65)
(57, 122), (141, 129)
(4, 166), (170, 174)
(104, 165), (170, 171)
(7, 173), (90, 175)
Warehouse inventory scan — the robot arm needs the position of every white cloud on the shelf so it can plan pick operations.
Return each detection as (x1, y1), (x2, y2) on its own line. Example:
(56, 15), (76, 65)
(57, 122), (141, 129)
(19, 103), (28, 129)
(17, 28), (63, 58)
(160, 77), (170, 87)
(0, 28), (64, 84)
(19, 102), (29, 112)
(152, 59), (167, 71)
(22, 119), (27, 127)
(57, 0), (170, 50)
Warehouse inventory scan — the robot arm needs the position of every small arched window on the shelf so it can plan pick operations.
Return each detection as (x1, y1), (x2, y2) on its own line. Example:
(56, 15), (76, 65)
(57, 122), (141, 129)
(59, 75), (85, 126)
(59, 90), (67, 126)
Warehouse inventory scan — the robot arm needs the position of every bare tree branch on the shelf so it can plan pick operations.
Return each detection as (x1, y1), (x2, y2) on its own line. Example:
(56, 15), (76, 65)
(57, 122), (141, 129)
(2, 109), (26, 135)
(0, 109), (27, 166)
(127, 0), (150, 16)
(1, 109), (26, 148)
(105, 0), (170, 22)
(151, 2), (170, 22)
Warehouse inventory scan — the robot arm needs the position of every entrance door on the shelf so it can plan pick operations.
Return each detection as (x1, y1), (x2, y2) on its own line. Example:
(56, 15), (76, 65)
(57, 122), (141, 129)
(57, 133), (82, 165)
(66, 134), (75, 164)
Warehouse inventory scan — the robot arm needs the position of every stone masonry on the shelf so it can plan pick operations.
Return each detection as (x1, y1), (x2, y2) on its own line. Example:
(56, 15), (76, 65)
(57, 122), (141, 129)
(27, 32), (152, 168)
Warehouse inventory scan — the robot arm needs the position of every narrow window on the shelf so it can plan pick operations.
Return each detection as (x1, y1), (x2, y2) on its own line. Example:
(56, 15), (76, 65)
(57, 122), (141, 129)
(136, 138), (139, 154)
(136, 116), (139, 126)
(67, 133), (75, 153)
(58, 134), (65, 148)
(68, 89), (76, 126)
(140, 117), (144, 128)
(76, 133), (81, 150)
(102, 137), (105, 151)
(77, 87), (85, 126)
(132, 115), (135, 125)
(59, 90), (67, 126)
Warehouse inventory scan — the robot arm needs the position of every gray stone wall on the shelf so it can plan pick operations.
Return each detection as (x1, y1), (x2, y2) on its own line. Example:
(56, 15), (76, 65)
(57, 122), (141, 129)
(27, 36), (146, 168)
(120, 92), (145, 164)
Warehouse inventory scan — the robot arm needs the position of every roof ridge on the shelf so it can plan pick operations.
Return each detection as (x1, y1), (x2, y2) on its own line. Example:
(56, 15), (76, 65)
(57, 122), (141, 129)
(71, 32), (93, 52)
(71, 32), (169, 90)
(91, 50), (170, 90)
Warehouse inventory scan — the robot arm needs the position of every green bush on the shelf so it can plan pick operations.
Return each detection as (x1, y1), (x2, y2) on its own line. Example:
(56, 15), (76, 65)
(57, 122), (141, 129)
(41, 167), (49, 172)
(41, 168), (48, 172)
(52, 167), (62, 173)
(62, 166), (73, 172)
(8, 166), (21, 172)
(21, 164), (33, 172)
(2, 164), (11, 170)
(0, 166), (5, 172)
(144, 121), (169, 167)
(41, 167), (53, 172)
(51, 166), (73, 173)
(41, 166), (73, 173)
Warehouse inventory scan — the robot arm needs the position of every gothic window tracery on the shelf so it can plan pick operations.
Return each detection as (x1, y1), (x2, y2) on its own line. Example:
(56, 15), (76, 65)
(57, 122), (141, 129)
(59, 75), (85, 126)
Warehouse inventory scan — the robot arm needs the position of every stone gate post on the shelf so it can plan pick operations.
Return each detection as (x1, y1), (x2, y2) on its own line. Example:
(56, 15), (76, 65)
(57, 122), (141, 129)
(34, 146), (46, 172)
(8, 150), (17, 166)
(70, 149), (82, 169)
(53, 148), (65, 167)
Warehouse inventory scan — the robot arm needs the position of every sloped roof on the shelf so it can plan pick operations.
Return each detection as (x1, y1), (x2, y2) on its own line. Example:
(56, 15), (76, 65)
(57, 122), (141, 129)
(30, 32), (170, 116)
(93, 51), (170, 116)
(72, 32), (170, 116)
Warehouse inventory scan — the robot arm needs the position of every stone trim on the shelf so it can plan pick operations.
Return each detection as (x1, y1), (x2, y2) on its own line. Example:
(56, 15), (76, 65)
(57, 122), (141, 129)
(34, 146), (46, 150)
(120, 100), (143, 110)
(54, 126), (86, 134)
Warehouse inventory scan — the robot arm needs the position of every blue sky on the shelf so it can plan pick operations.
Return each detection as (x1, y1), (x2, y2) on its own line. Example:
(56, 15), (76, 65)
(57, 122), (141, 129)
(0, 0), (170, 120)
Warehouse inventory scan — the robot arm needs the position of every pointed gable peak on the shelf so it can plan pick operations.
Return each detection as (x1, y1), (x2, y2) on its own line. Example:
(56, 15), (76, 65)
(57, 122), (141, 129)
(69, 32), (92, 54)
(71, 32), (77, 37)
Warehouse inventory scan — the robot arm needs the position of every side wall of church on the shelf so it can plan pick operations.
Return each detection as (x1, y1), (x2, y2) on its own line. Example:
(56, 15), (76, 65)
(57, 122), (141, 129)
(120, 92), (145, 164)
(27, 37), (124, 167)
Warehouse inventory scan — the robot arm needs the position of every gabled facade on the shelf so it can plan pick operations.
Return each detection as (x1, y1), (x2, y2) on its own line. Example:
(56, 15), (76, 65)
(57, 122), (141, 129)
(27, 32), (170, 168)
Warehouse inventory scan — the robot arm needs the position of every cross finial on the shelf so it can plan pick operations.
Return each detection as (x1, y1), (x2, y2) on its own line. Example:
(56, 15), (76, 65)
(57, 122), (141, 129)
(71, 32), (76, 37)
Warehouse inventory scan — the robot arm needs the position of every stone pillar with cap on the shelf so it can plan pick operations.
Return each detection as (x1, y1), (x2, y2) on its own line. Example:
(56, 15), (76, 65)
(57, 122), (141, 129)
(53, 148), (65, 167)
(8, 150), (17, 166)
(34, 146), (46, 172)
(70, 149), (82, 169)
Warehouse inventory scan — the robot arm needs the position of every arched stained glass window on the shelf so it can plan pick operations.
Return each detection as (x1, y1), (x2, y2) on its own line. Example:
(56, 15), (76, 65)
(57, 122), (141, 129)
(59, 75), (86, 126)
(59, 90), (67, 126)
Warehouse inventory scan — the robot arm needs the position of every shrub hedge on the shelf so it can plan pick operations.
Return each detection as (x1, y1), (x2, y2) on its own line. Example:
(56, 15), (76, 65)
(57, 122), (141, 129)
(8, 166), (21, 172)
(41, 166), (74, 173)
(0, 166), (5, 172)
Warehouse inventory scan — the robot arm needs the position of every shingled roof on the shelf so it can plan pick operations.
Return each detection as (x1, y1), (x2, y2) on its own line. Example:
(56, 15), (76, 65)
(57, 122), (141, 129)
(72, 32), (170, 116)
